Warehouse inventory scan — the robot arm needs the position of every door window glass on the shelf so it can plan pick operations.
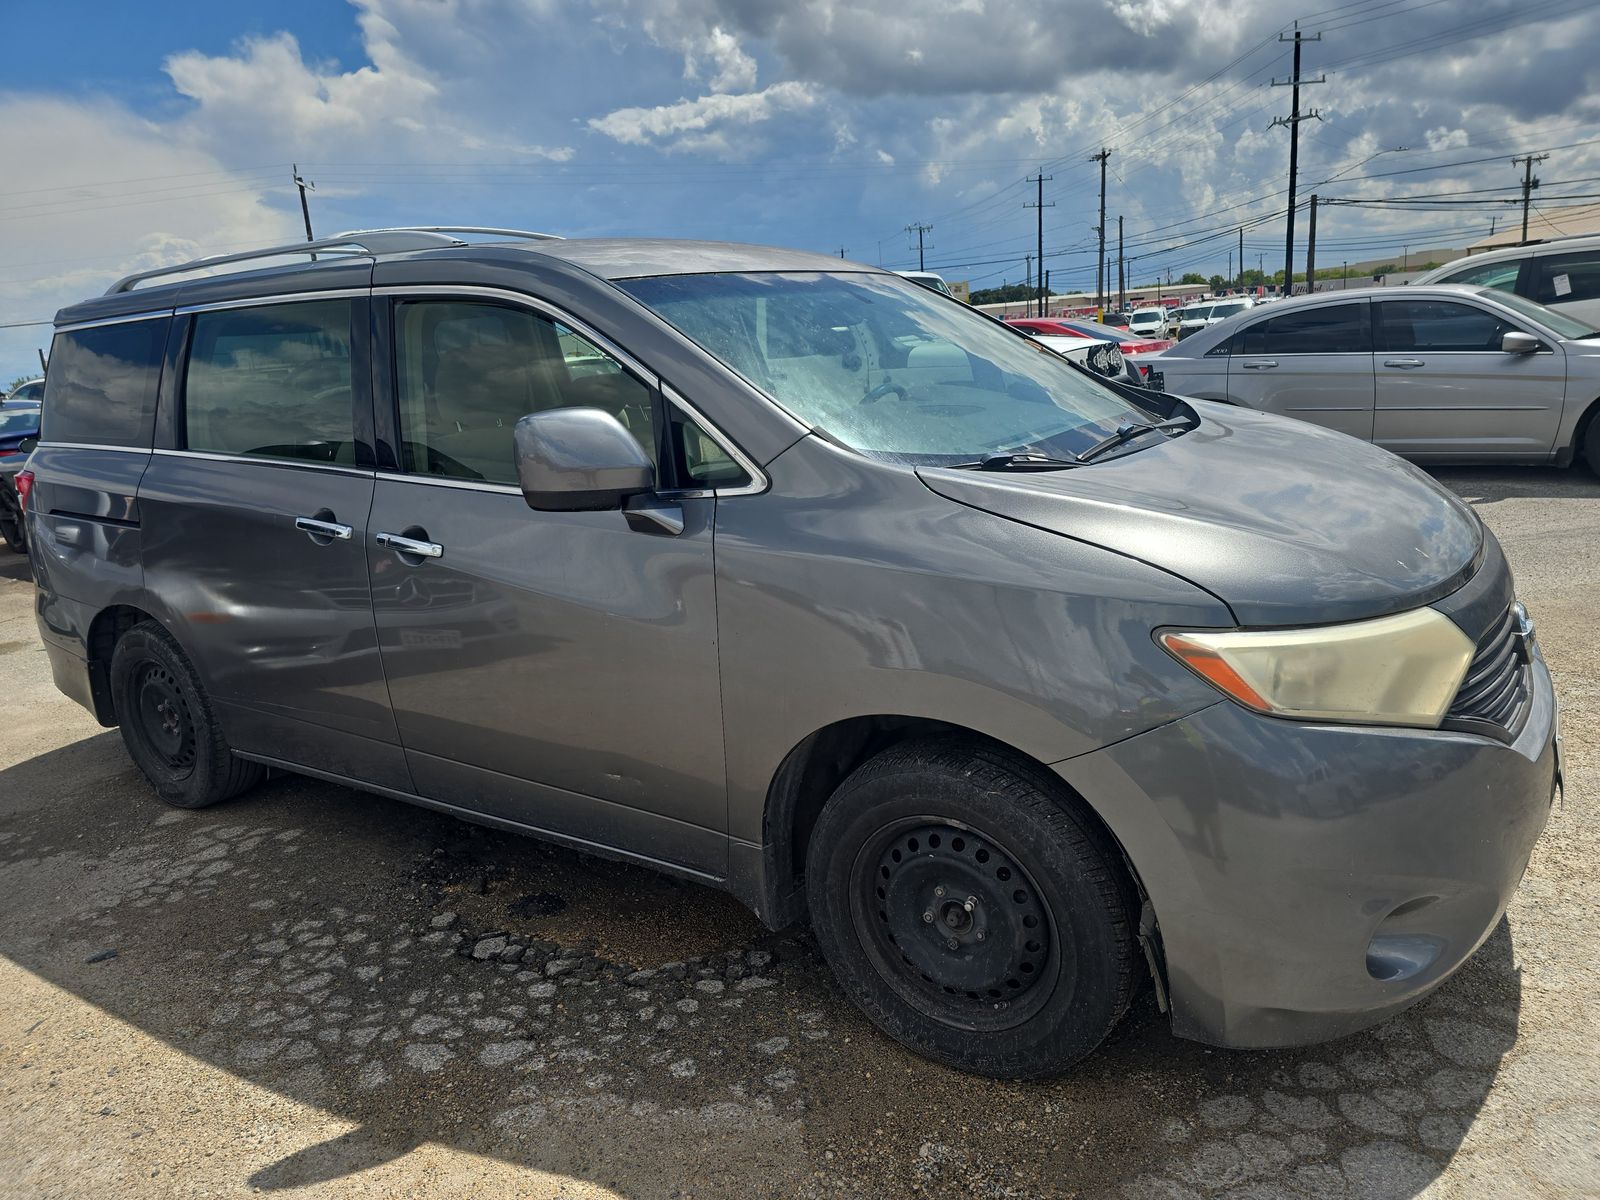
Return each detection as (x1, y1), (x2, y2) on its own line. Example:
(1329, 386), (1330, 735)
(183, 300), (354, 463)
(42, 317), (170, 447)
(1532, 251), (1600, 305)
(1440, 258), (1523, 292)
(393, 300), (656, 486)
(1376, 301), (1516, 352)
(1238, 303), (1370, 354)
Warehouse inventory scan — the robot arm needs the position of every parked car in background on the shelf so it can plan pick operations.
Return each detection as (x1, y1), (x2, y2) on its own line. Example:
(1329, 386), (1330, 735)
(895, 270), (954, 297)
(1176, 297), (1255, 340)
(1008, 318), (1173, 388)
(1003, 319), (1137, 383)
(1413, 234), (1600, 326)
(4, 378), (44, 406)
(26, 229), (1557, 1081)
(1127, 307), (1169, 337)
(1148, 284), (1600, 468)
(0, 403), (39, 553)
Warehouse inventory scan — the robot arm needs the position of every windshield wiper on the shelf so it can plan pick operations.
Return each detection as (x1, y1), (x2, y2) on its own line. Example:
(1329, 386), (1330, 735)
(952, 453), (1082, 471)
(1075, 416), (1193, 463)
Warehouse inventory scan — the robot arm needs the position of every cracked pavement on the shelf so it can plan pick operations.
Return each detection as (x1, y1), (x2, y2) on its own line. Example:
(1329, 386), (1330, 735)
(1, 466), (1597, 1198)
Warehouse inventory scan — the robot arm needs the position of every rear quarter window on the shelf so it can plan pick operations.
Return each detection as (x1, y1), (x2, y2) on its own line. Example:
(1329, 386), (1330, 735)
(42, 317), (170, 447)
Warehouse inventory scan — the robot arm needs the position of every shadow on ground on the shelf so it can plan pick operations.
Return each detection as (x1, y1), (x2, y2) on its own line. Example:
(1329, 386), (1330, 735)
(0, 728), (1526, 1199)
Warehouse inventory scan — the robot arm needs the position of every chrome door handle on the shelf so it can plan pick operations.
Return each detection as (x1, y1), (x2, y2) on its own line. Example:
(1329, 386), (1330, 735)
(295, 515), (352, 541)
(375, 531), (443, 559)
(1384, 358), (1425, 369)
(1240, 359), (1278, 369)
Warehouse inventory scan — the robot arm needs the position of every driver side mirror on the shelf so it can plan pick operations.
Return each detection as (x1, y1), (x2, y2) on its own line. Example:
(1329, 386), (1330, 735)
(514, 408), (654, 512)
(1502, 331), (1540, 354)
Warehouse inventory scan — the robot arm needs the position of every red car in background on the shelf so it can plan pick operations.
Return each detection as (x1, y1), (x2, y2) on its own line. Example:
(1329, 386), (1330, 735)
(1004, 317), (1173, 356)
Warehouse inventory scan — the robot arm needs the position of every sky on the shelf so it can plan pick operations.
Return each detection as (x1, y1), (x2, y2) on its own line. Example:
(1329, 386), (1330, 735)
(3, 0), (1599, 380)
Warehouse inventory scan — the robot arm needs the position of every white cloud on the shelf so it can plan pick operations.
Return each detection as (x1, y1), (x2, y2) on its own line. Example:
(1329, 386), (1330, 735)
(589, 81), (819, 152)
(0, 98), (300, 375)
(687, 27), (758, 92)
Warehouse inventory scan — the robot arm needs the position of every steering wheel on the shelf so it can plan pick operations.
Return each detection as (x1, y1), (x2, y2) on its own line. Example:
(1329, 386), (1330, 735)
(860, 379), (910, 405)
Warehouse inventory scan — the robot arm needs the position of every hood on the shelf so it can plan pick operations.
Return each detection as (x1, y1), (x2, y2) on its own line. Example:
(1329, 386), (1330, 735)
(917, 400), (1483, 627)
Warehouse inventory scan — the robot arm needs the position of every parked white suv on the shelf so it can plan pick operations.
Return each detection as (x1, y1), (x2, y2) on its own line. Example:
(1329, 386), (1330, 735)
(1177, 297), (1255, 340)
(1414, 234), (1600, 326)
(1127, 307), (1168, 337)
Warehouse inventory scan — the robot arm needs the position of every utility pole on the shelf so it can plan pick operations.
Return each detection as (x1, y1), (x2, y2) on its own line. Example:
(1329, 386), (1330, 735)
(1043, 270), (1051, 316)
(905, 223), (933, 271)
(293, 164), (317, 261)
(838, 247), (846, 259)
(1117, 215), (1125, 311)
(1342, 260), (1348, 289)
(1024, 171), (1054, 318)
(1270, 24), (1323, 295)
(1025, 254), (1033, 311)
(1513, 153), (1548, 244)
(1090, 148), (1111, 317)
(1238, 227), (1245, 287)
(1304, 194), (1318, 293)
(1227, 250), (1233, 290)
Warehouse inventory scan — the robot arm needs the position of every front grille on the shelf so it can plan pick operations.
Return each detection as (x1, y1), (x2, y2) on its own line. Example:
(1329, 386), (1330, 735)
(1444, 605), (1531, 737)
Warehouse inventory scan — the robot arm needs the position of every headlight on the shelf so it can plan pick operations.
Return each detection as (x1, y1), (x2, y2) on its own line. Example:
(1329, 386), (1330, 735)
(1158, 608), (1474, 728)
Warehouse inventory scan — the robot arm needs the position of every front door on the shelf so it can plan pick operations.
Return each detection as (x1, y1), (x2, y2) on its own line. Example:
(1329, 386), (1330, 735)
(1372, 298), (1567, 459)
(138, 295), (408, 789)
(1226, 300), (1375, 440)
(367, 294), (727, 875)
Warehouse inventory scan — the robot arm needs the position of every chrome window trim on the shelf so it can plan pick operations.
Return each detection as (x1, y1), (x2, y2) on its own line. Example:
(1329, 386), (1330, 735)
(54, 310), (175, 334)
(175, 288), (372, 316)
(373, 284), (659, 386)
(376, 471), (521, 495)
(149, 448), (375, 477)
(35, 441), (152, 453)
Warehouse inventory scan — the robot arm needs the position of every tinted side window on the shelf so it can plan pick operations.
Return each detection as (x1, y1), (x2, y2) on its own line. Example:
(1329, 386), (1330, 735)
(1441, 258), (1523, 292)
(42, 317), (169, 447)
(1376, 301), (1515, 352)
(183, 301), (355, 463)
(394, 300), (657, 486)
(1532, 252), (1600, 305)
(1238, 303), (1369, 354)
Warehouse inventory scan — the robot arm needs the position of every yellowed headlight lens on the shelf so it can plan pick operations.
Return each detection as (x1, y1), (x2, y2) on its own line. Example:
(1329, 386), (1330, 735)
(1159, 608), (1475, 728)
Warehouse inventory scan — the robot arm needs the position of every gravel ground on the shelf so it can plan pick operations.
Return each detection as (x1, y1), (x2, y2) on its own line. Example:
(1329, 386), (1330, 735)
(0, 466), (1596, 1199)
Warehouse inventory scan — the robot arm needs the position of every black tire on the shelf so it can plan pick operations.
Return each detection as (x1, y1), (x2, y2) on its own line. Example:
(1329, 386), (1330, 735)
(1584, 413), (1600, 477)
(806, 738), (1139, 1079)
(110, 620), (265, 809)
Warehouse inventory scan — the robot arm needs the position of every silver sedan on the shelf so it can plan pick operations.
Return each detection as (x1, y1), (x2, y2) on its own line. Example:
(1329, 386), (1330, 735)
(1144, 284), (1600, 469)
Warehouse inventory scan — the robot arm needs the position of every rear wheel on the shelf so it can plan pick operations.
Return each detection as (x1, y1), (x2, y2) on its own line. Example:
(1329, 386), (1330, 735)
(110, 621), (264, 809)
(806, 738), (1139, 1079)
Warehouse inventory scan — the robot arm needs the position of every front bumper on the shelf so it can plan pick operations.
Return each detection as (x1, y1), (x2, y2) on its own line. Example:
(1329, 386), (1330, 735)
(1055, 650), (1557, 1048)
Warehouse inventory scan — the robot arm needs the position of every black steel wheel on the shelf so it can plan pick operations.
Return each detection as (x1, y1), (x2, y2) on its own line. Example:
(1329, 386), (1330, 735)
(853, 819), (1058, 1032)
(110, 620), (264, 809)
(807, 737), (1139, 1079)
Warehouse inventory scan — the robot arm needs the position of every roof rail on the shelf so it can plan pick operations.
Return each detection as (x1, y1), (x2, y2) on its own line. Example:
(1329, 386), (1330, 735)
(335, 225), (564, 243)
(103, 225), (562, 295)
(104, 229), (467, 295)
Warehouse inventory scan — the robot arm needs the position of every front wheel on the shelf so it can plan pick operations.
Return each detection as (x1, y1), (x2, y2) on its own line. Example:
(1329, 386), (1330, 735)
(806, 738), (1140, 1079)
(110, 621), (265, 809)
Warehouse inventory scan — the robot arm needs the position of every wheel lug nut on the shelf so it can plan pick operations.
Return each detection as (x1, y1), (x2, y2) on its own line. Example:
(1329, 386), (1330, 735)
(976, 930), (986, 942)
(922, 910), (935, 923)
(946, 937), (959, 950)
(964, 896), (976, 912)
(934, 885), (946, 898)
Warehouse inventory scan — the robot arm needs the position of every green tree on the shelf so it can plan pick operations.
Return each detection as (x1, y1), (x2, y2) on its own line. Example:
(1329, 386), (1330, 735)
(1178, 272), (1207, 286)
(969, 282), (1036, 305)
(1208, 274), (1225, 292)
(6, 374), (39, 392)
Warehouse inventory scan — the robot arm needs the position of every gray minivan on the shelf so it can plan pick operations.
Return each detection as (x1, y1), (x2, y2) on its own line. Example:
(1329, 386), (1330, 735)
(24, 228), (1558, 1078)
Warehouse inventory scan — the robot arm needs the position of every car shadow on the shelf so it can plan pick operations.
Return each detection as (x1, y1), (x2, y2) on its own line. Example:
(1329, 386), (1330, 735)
(0, 732), (1524, 1198)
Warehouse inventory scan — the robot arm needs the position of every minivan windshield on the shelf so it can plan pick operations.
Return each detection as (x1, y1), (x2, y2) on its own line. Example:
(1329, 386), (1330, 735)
(1482, 288), (1600, 340)
(619, 272), (1152, 465)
